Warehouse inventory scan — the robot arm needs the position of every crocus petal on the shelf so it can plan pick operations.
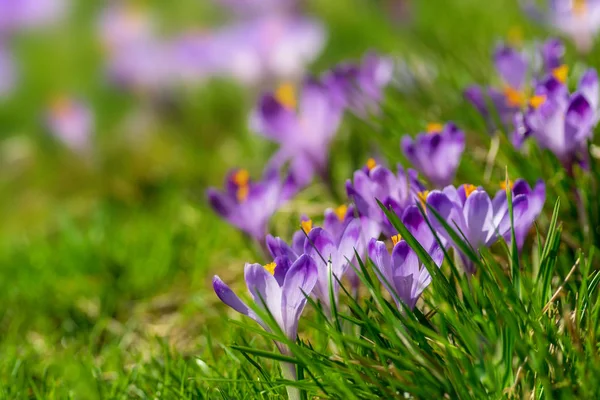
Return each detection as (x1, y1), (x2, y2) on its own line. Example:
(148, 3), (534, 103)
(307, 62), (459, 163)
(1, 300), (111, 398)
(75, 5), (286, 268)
(464, 190), (494, 247)
(368, 238), (393, 286)
(579, 68), (599, 110)
(244, 263), (283, 327)
(281, 254), (318, 340)
(494, 45), (528, 89)
(207, 188), (234, 218)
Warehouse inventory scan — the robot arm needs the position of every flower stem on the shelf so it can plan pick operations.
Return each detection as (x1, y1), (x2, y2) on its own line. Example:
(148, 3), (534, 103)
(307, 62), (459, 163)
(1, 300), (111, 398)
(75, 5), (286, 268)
(280, 362), (300, 400)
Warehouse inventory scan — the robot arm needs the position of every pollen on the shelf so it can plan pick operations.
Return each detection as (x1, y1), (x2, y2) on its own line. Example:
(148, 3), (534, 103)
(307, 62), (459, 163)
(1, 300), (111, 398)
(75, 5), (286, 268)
(366, 158), (377, 171)
(264, 262), (277, 275)
(552, 64), (569, 84)
(417, 190), (430, 208)
(301, 219), (313, 234)
(391, 234), (402, 246)
(275, 82), (297, 109)
(236, 185), (249, 202)
(426, 123), (444, 134)
(334, 205), (348, 221)
(500, 180), (514, 191)
(464, 184), (477, 198)
(529, 95), (547, 110)
(503, 86), (525, 107)
(573, 0), (587, 15)
(232, 169), (250, 186)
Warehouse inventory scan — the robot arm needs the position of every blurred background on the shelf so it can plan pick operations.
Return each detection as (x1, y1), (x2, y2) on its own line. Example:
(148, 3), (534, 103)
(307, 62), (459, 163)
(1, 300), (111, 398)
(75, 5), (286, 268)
(0, 0), (589, 396)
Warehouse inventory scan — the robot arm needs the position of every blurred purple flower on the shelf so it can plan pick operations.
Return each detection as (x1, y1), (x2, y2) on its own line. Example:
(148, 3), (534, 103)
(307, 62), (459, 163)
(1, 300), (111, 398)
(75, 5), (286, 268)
(251, 78), (343, 187)
(98, 4), (154, 52)
(46, 96), (93, 150)
(0, 0), (66, 34)
(207, 168), (297, 241)
(0, 44), (15, 97)
(213, 0), (298, 17)
(303, 219), (362, 313)
(401, 122), (465, 188)
(464, 40), (565, 133)
(323, 52), (394, 117)
(425, 184), (528, 274)
(493, 179), (546, 250)
(213, 254), (318, 348)
(346, 161), (424, 238)
(512, 69), (599, 167)
(524, 0), (600, 53)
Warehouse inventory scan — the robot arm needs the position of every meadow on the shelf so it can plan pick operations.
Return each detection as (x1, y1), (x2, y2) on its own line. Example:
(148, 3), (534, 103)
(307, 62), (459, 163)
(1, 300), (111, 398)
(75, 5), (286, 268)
(1, 0), (600, 398)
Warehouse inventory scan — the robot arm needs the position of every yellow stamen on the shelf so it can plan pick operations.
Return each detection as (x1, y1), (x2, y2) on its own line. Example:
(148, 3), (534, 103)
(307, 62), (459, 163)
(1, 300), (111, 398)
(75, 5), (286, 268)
(391, 234), (402, 246)
(334, 205), (348, 221)
(366, 158), (377, 171)
(264, 262), (277, 275)
(417, 190), (430, 208)
(529, 95), (547, 110)
(573, 0), (587, 15)
(426, 123), (444, 134)
(236, 185), (249, 202)
(232, 169), (250, 187)
(464, 184), (477, 198)
(500, 180), (514, 191)
(301, 219), (313, 234)
(275, 82), (296, 109)
(507, 26), (523, 46)
(51, 95), (73, 116)
(552, 64), (569, 84)
(503, 86), (526, 107)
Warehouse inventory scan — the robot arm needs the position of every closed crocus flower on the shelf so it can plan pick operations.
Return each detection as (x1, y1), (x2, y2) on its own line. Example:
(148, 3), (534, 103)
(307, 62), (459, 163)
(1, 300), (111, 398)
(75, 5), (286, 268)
(425, 184), (528, 274)
(251, 78), (343, 187)
(513, 68), (599, 168)
(525, 0), (600, 53)
(207, 168), (297, 242)
(323, 52), (394, 117)
(465, 40), (565, 133)
(46, 96), (93, 151)
(303, 219), (362, 313)
(401, 122), (465, 188)
(346, 160), (424, 239)
(493, 179), (546, 250)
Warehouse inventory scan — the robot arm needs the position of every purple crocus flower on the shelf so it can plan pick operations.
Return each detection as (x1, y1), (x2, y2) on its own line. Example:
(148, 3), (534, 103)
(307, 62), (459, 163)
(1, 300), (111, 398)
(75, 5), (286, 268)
(213, 0), (298, 17)
(45, 96), (93, 150)
(213, 255), (317, 347)
(97, 4), (154, 52)
(493, 179), (546, 250)
(465, 39), (565, 133)
(0, 44), (15, 97)
(323, 52), (394, 117)
(401, 122), (466, 188)
(425, 184), (529, 274)
(251, 78), (343, 187)
(346, 161), (424, 238)
(368, 237), (443, 310)
(303, 219), (362, 313)
(525, 0), (600, 53)
(512, 68), (599, 167)
(207, 168), (297, 241)
(0, 0), (66, 34)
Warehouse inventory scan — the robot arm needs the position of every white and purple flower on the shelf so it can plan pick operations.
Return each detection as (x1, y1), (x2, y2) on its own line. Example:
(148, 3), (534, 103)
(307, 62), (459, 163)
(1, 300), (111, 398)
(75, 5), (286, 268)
(401, 123), (466, 188)
(45, 96), (94, 150)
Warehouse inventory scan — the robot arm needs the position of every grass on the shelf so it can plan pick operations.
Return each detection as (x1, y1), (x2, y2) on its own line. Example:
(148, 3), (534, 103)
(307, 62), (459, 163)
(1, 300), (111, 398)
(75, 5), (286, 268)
(1, 0), (599, 398)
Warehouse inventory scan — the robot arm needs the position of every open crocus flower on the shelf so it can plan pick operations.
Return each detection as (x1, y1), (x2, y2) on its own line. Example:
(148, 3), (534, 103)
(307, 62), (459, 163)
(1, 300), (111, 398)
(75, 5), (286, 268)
(368, 237), (443, 310)
(207, 168), (297, 242)
(45, 96), (93, 150)
(401, 122), (465, 188)
(493, 179), (546, 250)
(513, 68), (599, 167)
(525, 0), (600, 53)
(346, 160), (424, 239)
(465, 39), (565, 133)
(323, 52), (394, 117)
(303, 219), (362, 313)
(251, 78), (343, 187)
(425, 184), (529, 274)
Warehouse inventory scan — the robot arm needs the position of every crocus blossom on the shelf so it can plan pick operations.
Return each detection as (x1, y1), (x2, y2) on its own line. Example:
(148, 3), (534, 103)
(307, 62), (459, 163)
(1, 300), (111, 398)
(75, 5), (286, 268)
(45, 96), (94, 150)
(251, 78), (343, 187)
(303, 219), (362, 313)
(346, 161), (424, 238)
(425, 184), (529, 274)
(401, 122), (466, 188)
(493, 179), (546, 250)
(323, 52), (394, 117)
(207, 168), (297, 241)
(464, 40), (564, 133)
(512, 68), (599, 167)
(525, 0), (600, 53)
(0, 0), (66, 34)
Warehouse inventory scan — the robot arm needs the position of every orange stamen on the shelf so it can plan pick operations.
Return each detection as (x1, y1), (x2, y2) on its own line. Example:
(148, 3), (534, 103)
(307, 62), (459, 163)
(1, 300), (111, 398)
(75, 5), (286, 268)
(464, 184), (477, 198)
(275, 83), (296, 109)
(264, 262), (277, 275)
(426, 123), (444, 134)
(301, 219), (313, 234)
(391, 234), (402, 246)
(366, 158), (377, 171)
(552, 64), (569, 84)
(232, 169), (250, 187)
(417, 190), (430, 208)
(334, 205), (348, 221)
(500, 180), (514, 191)
(236, 185), (249, 202)
(503, 86), (526, 107)
(529, 95), (547, 110)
